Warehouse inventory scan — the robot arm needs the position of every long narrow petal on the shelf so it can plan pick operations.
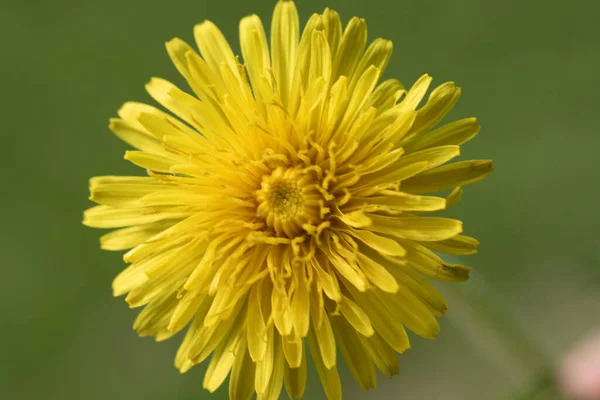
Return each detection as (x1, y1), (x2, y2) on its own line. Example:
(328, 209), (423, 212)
(424, 235), (480, 255)
(271, 0), (299, 107)
(229, 338), (256, 400)
(367, 214), (463, 242)
(331, 17), (367, 81)
(361, 332), (400, 377)
(331, 317), (377, 390)
(401, 160), (494, 194)
(240, 15), (272, 109)
(308, 328), (342, 400)
(403, 117), (480, 152)
(284, 343), (307, 399)
(194, 20), (239, 78)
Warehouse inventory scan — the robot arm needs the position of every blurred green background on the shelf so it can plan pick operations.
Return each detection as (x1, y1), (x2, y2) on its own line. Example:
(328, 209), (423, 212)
(2, 0), (599, 399)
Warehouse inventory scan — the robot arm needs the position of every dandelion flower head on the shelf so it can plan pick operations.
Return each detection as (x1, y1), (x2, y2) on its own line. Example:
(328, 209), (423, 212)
(84, 1), (493, 399)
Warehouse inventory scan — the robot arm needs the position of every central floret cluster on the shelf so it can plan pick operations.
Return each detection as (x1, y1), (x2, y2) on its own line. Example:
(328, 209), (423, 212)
(269, 182), (302, 216)
(256, 166), (324, 237)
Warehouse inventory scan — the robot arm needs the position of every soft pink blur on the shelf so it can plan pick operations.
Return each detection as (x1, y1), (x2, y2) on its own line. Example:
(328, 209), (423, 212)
(559, 330), (600, 400)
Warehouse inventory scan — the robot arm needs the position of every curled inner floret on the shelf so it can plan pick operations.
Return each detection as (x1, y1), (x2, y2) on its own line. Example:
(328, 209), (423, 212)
(256, 166), (323, 237)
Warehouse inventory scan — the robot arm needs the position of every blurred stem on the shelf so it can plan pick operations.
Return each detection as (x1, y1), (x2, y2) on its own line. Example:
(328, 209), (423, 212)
(441, 277), (553, 390)
(515, 370), (558, 400)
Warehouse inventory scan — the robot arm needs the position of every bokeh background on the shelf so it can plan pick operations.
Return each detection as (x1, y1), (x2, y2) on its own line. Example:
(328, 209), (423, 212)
(2, 0), (599, 399)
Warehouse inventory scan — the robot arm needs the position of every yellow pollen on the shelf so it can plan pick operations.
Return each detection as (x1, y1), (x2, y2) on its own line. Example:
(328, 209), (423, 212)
(270, 182), (303, 218)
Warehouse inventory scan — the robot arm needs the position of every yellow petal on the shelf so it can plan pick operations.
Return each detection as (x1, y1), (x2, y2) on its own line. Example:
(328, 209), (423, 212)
(331, 317), (377, 390)
(351, 289), (411, 354)
(309, 30), (332, 85)
(335, 65), (380, 139)
(281, 331), (303, 369)
(404, 117), (480, 152)
(136, 108), (200, 141)
(339, 295), (374, 337)
(124, 151), (179, 173)
(311, 311), (336, 369)
(352, 148), (404, 176)
(139, 190), (207, 207)
(367, 214), (463, 242)
(354, 161), (429, 193)
(109, 118), (170, 157)
(194, 20), (238, 78)
(398, 73), (432, 112)
(288, 13), (324, 116)
(175, 315), (202, 373)
(345, 106), (378, 143)
(334, 209), (372, 228)
(239, 15), (272, 106)
(345, 192), (446, 213)
(204, 279), (250, 325)
(229, 338), (255, 400)
(295, 76), (327, 135)
(356, 253), (399, 293)
(327, 250), (369, 292)
(122, 231), (186, 264)
(350, 38), (393, 92)
(259, 335), (285, 400)
(247, 282), (268, 362)
(396, 145), (461, 172)
(377, 289), (441, 339)
(271, 0), (299, 107)
(269, 250), (293, 337)
(165, 85), (238, 148)
(349, 229), (406, 257)
(100, 222), (168, 251)
(308, 328), (342, 400)
(445, 187), (463, 209)
(165, 38), (206, 97)
(188, 300), (245, 364)
(271, 287), (294, 336)
(203, 330), (239, 392)
(112, 264), (148, 297)
(284, 342), (307, 399)
(373, 107), (417, 145)
(117, 102), (164, 133)
(424, 235), (480, 255)
(255, 324), (275, 394)
(331, 17), (367, 81)
(125, 257), (194, 307)
(184, 234), (243, 292)
(391, 265), (448, 317)
(400, 240), (471, 281)
(366, 79), (405, 112)
(83, 205), (188, 228)
(89, 176), (161, 207)
(168, 291), (207, 333)
(401, 160), (494, 194)
(361, 332), (400, 377)
(145, 78), (205, 132)
(291, 269), (310, 337)
(312, 256), (342, 302)
(322, 8), (342, 55)
(184, 50), (226, 102)
(405, 82), (461, 140)
(133, 291), (177, 340)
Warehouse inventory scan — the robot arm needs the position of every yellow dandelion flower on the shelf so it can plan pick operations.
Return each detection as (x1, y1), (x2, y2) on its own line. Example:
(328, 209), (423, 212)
(84, 1), (493, 399)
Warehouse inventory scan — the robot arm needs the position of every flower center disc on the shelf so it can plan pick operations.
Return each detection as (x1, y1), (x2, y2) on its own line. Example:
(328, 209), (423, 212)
(256, 167), (322, 238)
(270, 182), (303, 217)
